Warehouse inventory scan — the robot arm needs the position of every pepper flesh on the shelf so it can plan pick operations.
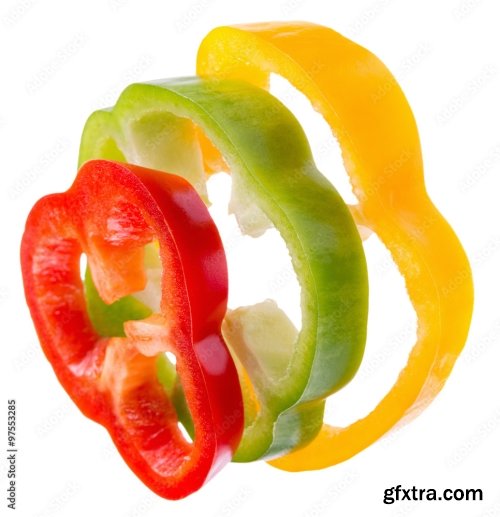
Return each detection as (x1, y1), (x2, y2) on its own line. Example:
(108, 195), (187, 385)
(21, 159), (243, 497)
(78, 78), (368, 461)
(197, 22), (474, 469)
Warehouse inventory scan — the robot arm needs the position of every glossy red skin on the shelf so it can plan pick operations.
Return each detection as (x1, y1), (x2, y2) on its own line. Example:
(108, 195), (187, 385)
(21, 160), (243, 499)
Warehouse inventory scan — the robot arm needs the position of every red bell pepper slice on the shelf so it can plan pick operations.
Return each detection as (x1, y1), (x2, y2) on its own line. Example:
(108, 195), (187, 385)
(21, 159), (243, 499)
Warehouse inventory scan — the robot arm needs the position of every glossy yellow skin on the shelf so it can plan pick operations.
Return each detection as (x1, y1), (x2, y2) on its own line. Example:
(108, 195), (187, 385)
(197, 22), (474, 470)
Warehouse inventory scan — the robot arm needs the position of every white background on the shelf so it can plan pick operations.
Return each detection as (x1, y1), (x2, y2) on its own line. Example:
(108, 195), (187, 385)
(1, 0), (499, 515)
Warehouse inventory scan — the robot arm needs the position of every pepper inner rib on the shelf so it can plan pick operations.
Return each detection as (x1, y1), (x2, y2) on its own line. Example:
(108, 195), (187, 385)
(83, 238), (198, 446)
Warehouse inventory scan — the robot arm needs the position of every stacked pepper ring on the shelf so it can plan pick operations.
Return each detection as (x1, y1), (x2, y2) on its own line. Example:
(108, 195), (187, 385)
(197, 21), (474, 470)
(21, 160), (243, 498)
(78, 77), (369, 462)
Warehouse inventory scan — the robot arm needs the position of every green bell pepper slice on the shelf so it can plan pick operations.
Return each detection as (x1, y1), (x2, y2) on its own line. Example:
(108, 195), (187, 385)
(78, 77), (368, 461)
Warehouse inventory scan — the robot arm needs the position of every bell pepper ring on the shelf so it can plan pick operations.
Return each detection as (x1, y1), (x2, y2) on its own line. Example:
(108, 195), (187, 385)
(78, 77), (369, 462)
(21, 159), (244, 498)
(197, 22), (474, 469)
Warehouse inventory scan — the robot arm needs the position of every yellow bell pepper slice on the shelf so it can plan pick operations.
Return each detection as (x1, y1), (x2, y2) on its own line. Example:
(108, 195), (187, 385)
(197, 21), (474, 470)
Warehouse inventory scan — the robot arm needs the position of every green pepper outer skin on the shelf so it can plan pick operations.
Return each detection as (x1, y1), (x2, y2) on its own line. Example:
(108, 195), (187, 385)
(78, 78), (368, 461)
